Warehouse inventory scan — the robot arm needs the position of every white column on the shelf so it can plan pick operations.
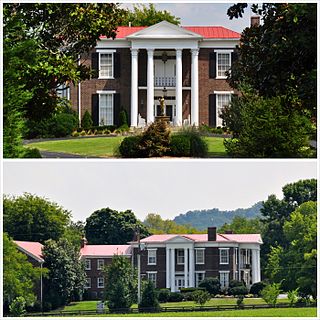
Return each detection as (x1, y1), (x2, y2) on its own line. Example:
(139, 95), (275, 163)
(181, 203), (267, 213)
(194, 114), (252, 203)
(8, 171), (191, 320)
(131, 49), (139, 127)
(166, 247), (170, 288)
(147, 49), (155, 124)
(184, 248), (188, 288)
(257, 249), (261, 282)
(175, 49), (183, 126)
(189, 248), (195, 287)
(170, 248), (175, 292)
(191, 49), (199, 126)
(251, 249), (261, 284)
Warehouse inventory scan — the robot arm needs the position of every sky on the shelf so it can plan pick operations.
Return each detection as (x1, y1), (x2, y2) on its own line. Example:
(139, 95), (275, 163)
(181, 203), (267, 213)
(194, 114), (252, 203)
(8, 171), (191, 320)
(3, 160), (317, 222)
(120, 3), (252, 32)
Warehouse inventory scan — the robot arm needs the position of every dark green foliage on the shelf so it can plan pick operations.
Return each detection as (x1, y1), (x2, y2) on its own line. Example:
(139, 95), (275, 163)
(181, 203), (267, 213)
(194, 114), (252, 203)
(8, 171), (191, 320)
(119, 110), (128, 127)
(85, 207), (150, 245)
(42, 238), (86, 309)
(218, 216), (263, 234)
(167, 292), (183, 302)
(22, 148), (42, 158)
(169, 134), (191, 157)
(192, 290), (211, 306)
(228, 286), (249, 297)
(9, 297), (26, 317)
(49, 113), (79, 137)
(105, 255), (136, 312)
(236, 295), (245, 308)
(180, 287), (206, 293)
(222, 90), (314, 158)
(4, 193), (71, 242)
(174, 202), (262, 230)
(249, 282), (266, 297)
(139, 120), (170, 157)
(228, 280), (245, 289)
(157, 289), (170, 303)
(198, 277), (221, 295)
(81, 110), (93, 130)
(119, 136), (142, 158)
(138, 281), (160, 312)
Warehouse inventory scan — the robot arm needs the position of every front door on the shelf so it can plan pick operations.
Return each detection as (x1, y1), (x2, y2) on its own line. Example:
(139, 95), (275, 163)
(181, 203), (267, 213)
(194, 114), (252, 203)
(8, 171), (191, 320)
(166, 105), (173, 121)
(175, 276), (185, 291)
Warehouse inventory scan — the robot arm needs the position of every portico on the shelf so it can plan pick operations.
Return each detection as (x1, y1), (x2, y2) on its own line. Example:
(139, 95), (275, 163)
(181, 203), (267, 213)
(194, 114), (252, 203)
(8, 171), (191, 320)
(128, 21), (202, 127)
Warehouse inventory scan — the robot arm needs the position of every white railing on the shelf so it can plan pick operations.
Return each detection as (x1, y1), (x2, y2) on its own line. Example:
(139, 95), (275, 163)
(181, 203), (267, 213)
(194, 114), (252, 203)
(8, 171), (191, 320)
(155, 76), (176, 87)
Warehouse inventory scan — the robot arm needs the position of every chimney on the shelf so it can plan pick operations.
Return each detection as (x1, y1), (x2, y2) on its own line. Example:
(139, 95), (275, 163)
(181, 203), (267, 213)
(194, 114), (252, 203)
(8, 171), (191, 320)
(251, 15), (260, 27)
(81, 236), (88, 248)
(208, 227), (217, 241)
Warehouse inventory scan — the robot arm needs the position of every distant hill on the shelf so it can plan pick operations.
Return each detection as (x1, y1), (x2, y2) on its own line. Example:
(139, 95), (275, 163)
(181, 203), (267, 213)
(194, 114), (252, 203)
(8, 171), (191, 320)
(173, 202), (263, 230)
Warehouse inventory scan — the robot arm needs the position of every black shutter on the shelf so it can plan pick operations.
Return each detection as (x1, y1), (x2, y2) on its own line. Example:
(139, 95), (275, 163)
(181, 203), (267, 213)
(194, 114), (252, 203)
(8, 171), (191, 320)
(113, 52), (120, 78)
(113, 93), (121, 126)
(92, 94), (99, 126)
(91, 52), (99, 78)
(231, 50), (238, 64)
(209, 52), (216, 78)
(209, 94), (216, 127)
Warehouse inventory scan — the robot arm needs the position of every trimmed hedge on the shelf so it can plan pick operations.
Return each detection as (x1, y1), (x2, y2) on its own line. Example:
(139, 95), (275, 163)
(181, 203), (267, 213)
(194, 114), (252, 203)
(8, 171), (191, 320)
(118, 136), (142, 158)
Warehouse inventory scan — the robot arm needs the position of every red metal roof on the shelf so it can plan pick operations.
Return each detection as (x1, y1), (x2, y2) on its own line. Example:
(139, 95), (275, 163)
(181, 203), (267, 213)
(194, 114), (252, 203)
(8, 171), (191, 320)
(141, 233), (262, 243)
(14, 241), (44, 262)
(80, 244), (131, 256)
(101, 26), (240, 40)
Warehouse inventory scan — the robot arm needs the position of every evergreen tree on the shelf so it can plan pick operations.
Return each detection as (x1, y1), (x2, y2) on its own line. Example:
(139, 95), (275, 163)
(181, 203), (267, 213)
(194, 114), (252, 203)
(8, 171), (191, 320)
(138, 281), (160, 312)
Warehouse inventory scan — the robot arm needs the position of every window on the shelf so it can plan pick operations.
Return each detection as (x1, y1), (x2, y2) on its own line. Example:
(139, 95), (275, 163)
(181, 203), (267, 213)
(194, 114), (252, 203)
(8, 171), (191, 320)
(148, 249), (157, 265)
(99, 93), (113, 125)
(97, 277), (104, 288)
(219, 271), (229, 288)
(97, 259), (104, 270)
(215, 93), (232, 127)
(85, 278), (91, 289)
(219, 248), (229, 264)
(56, 83), (70, 100)
(147, 272), (157, 287)
(99, 53), (113, 78)
(195, 272), (205, 287)
(195, 249), (205, 264)
(177, 249), (184, 265)
(216, 51), (231, 78)
(85, 259), (91, 270)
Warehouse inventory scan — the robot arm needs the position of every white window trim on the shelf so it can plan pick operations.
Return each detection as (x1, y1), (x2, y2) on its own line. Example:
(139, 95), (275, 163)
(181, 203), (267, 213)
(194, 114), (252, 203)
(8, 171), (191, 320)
(219, 270), (230, 288)
(85, 259), (91, 270)
(215, 50), (233, 79)
(177, 249), (185, 265)
(147, 271), (157, 287)
(147, 249), (157, 265)
(214, 92), (233, 128)
(97, 91), (116, 126)
(98, 50), (115, 79)
(219, 248), (230, 265)
(97, 259), (104, 270)
(195, 271), (206, 287)
(195, 248), (205, 265)
(85, 277), (91, 289)
(97, 277), (105, 289)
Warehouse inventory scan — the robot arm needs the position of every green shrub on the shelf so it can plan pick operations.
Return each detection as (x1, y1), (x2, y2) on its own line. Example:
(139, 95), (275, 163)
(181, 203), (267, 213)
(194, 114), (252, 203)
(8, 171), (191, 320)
(261, 283), (281, 306)
(119, 136), (142, 158)
(250, 282), (266, 297)
(49, 113), (79, 137)
(192, 290), (211, 306)
(22, 147), (42, 158)
(169, 134), (191, 156)
(118, 124), (130, 132)
(71, 131), (80, 137)
(119, 110), (128, 127)
(198, 277), (221, 295)
(228, 286), (249, 297)
(228, 280), (245, 289)
(287, 288), (299, 306)
(236, 295), (244, 309)
(180, 287), (206, 293)
(80, 130), (86, 136)
(157, 289), (170, 303)
(81, 110), (93, 130)
(168, 292), (183, 302)
(138, 281), (160, 312)
(42, 301), (52, 312)
(9, 297), (26, 316)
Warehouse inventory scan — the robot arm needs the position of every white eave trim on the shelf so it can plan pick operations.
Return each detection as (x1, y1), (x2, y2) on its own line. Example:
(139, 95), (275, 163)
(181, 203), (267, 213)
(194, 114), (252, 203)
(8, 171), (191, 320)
(16, 246), (44, 263)
(81, 254), (131, 259)
(96, 90), (117, 94)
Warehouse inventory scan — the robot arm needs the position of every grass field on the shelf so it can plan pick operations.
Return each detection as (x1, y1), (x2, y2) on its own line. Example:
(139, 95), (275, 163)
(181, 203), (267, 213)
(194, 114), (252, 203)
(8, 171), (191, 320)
(27, 136), (226, 158)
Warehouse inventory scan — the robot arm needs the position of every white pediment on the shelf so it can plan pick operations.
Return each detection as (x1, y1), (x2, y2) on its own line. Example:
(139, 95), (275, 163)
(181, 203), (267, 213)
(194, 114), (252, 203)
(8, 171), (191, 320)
(165, 235), (194, 243)
(127, 21), (202, 40)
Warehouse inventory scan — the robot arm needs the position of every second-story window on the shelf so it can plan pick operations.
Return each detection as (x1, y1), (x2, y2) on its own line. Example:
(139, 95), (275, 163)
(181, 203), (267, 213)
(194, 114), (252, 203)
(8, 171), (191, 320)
(85, 259), (91, 270)
(97, 277), (105, 288)
(97, 259), (104, 270)
(195, 249), (205, 264)
(99, 53), (113, 78)
(177, 249), (184, 265)
(148, 249), (157, 265)
(216, 51), (231, 78)
(219, 248), (229, 264)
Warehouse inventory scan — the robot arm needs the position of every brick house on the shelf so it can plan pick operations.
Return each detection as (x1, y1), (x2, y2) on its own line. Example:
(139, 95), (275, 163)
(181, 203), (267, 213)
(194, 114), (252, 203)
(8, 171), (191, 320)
(15, 227), (262, 298)
(68, 20), (241, 128)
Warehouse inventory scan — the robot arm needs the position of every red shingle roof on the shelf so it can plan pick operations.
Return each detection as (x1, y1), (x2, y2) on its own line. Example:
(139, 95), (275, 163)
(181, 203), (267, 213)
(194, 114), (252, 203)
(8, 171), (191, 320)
(80, 244), (131, 256)
(101, 26), (240, 40)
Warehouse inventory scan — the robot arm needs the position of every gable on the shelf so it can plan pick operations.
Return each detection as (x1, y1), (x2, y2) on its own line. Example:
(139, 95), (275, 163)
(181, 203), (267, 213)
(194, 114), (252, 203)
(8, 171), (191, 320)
(165, 235), (194, 243)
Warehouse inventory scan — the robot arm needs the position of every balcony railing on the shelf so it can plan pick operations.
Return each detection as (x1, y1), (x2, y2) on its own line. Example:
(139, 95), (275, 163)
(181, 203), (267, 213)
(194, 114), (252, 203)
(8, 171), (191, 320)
(155, 76), (176, 87)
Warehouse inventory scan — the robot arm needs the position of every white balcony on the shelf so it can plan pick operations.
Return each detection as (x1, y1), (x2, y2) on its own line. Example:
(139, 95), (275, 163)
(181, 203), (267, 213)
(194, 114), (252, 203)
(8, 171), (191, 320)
(155, 76), (176, 87)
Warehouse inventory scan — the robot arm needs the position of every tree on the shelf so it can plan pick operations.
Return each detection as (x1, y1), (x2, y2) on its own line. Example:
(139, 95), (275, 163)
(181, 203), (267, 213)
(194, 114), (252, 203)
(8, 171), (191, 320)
(63, 220), (85, 249)
(42, 239), (86, 309)
(3, 233), (42, 312)
(261, 283), (281, 307)
(227, 3), (316, 117)
(123, 4), (180, 26)
(218, 215), (263, 234)
(104, 255), (137, 311)
(85, 207), (150, 245)
(81, 111), (93, 130)
(138, 281), (160, 311)
(9, 297), (27, 317)
(4, 193), (71, 243)
(198, 278), (221, 295)
(192, 290), (211, 306)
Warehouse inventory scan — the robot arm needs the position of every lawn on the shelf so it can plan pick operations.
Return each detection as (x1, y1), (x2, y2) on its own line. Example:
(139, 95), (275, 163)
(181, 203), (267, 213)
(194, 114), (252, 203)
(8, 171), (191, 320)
(26, 136), (226, 158)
